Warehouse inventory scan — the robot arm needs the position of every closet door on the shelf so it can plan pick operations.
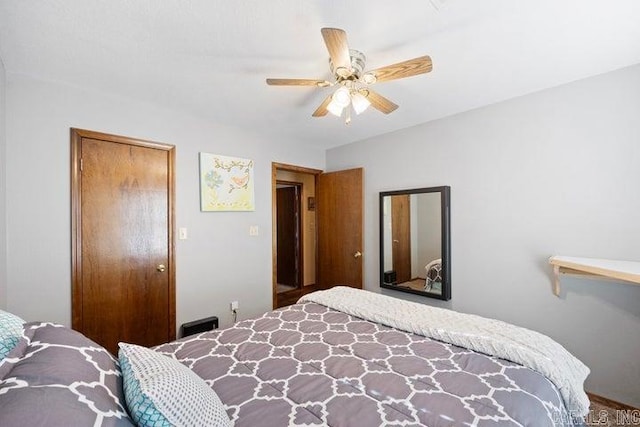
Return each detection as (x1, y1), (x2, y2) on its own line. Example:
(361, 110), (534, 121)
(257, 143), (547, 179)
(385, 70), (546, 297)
(71, 129), (175, 355)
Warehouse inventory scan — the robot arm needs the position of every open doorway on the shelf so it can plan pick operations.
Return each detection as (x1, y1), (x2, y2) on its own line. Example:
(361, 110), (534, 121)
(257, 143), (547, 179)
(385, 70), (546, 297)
(272, 163), (321, 308)
(272, 162), (364, 309)
(276, 181), (302, 293)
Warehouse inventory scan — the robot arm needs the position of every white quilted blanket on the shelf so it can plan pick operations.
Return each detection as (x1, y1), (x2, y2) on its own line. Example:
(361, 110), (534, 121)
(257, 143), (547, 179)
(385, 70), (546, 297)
(299, 286), (590, 416)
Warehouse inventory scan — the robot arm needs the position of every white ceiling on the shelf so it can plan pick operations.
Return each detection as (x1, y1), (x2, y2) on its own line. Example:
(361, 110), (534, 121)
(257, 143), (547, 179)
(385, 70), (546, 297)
(1, 0), (640, 149)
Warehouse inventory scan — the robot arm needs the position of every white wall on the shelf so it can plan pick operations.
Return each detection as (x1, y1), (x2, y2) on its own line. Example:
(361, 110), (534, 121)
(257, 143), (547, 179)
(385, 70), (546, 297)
(415, 193), (441, 278)
(382, 197), (392, 272)
(409, 196), (419, 278)
(0, 57), (6, 309)
(327, 64), (640, 407)
(5, 73), (325, 329)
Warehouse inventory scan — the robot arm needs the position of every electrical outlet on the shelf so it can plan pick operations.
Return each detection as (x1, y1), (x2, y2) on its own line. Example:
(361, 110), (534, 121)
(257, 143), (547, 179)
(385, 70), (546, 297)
(230, 301), (239, 311)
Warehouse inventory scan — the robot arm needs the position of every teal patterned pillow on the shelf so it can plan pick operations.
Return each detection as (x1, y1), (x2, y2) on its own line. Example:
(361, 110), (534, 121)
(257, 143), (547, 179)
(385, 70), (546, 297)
(118, 343), (232, 427)
(0, 309), (25, 359)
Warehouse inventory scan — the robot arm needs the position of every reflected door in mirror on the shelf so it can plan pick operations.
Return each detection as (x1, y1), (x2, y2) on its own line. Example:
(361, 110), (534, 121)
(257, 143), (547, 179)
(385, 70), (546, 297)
(380, 186), (451, 300)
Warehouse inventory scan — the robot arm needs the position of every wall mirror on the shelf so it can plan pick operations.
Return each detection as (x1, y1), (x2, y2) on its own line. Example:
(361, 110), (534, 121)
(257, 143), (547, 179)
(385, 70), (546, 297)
(379, 186), (451, 300)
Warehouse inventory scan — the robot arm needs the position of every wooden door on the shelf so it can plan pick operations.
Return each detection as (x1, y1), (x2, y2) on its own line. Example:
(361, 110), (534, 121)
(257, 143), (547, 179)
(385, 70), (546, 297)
(317, 168), (363, 289)
(276, 185), (301, 289)
(71, 129), (175, 355)
(391, 195), (412, 283)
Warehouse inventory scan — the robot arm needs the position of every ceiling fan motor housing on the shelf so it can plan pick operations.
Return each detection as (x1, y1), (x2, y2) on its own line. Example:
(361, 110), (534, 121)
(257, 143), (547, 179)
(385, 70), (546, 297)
(330, 49), (366, 80)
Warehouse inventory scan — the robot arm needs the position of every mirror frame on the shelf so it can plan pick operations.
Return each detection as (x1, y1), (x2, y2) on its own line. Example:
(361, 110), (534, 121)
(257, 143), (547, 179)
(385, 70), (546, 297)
(379, 186), (451, 300)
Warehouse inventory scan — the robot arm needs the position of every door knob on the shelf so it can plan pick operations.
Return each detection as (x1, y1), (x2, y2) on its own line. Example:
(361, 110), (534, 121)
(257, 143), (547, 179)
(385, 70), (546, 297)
(157, 264), (166, 272)
(353, 251), (362, 259)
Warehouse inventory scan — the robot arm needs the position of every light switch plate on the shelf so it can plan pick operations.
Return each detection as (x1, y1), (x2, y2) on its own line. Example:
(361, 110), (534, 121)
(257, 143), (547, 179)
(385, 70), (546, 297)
(179, 227), (188, 240)
(249, 226), (259, 236)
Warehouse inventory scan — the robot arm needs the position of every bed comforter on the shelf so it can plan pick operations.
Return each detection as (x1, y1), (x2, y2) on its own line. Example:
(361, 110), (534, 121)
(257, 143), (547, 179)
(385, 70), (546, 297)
(155, 288), (585, 426)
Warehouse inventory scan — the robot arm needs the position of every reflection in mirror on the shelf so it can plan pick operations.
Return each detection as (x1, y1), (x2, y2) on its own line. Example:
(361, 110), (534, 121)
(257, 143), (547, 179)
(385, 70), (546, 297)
(379, 186), (451, 300)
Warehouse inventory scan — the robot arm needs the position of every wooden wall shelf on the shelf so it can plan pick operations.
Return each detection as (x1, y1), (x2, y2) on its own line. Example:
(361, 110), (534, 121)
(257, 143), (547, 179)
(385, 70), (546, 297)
(549, 256), (640, 296)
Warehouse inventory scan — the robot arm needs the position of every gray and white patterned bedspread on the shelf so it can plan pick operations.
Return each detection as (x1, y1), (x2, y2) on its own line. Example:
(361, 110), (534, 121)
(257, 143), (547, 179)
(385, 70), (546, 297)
(156, 302), (578, 426)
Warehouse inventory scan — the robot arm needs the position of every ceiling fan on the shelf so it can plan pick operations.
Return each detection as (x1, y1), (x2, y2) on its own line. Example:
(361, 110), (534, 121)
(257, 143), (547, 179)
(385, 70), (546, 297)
(266, 28), (433, 124)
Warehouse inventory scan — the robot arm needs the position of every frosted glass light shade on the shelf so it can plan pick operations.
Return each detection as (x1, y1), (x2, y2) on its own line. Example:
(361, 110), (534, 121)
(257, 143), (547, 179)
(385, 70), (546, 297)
(332, 86), (351, 107)
(326, 99), (344, 116)
(351, 92), (371, 115)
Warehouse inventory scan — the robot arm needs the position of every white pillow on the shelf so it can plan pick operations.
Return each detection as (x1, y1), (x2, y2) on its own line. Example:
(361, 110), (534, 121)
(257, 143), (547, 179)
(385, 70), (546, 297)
(0, 309), (25, 359)
(118, 342), (232, 427)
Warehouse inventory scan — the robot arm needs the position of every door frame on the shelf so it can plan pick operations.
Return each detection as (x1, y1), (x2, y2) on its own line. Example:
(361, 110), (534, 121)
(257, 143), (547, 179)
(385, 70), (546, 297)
(271, 162), (322, 309)
(70, 128), (176, 339)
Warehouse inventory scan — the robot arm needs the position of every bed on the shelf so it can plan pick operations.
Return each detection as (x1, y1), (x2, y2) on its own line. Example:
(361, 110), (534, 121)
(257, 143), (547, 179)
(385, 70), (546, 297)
(0, 287), (590, 426)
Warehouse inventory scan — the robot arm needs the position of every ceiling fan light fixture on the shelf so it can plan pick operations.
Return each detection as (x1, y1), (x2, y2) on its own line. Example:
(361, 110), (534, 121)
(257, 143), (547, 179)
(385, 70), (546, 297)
(332, 86), (351, 107)
(351, 91), (371, 115)
(326, 99), (344, 117)
(266, 28), (433, 122)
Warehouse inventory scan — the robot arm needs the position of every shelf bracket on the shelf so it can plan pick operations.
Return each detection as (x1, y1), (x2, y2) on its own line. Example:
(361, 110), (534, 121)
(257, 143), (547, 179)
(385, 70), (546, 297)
(553, 264), (561, 296)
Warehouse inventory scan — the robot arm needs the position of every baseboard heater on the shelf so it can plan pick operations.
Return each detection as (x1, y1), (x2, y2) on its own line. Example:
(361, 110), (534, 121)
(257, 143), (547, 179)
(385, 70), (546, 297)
(180, 316), (219, 338)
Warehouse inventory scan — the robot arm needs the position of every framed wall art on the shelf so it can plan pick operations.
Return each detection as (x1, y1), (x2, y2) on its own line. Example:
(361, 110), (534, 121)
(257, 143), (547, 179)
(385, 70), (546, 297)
(199, 153), (255, 211)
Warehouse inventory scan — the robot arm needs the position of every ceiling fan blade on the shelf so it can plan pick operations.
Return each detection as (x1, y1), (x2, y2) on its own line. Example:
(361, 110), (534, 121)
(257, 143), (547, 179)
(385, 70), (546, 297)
(321, 28), (351, 73)
(266, 78), (331, 87)
(312, 94), (333, 117)
(364, 55), (432, 83)
(361, 89), (398, 114)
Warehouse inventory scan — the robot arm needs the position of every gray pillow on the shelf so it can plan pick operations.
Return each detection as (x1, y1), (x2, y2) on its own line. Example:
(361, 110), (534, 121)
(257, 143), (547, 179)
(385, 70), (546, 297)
(0, 322), (134, 426)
